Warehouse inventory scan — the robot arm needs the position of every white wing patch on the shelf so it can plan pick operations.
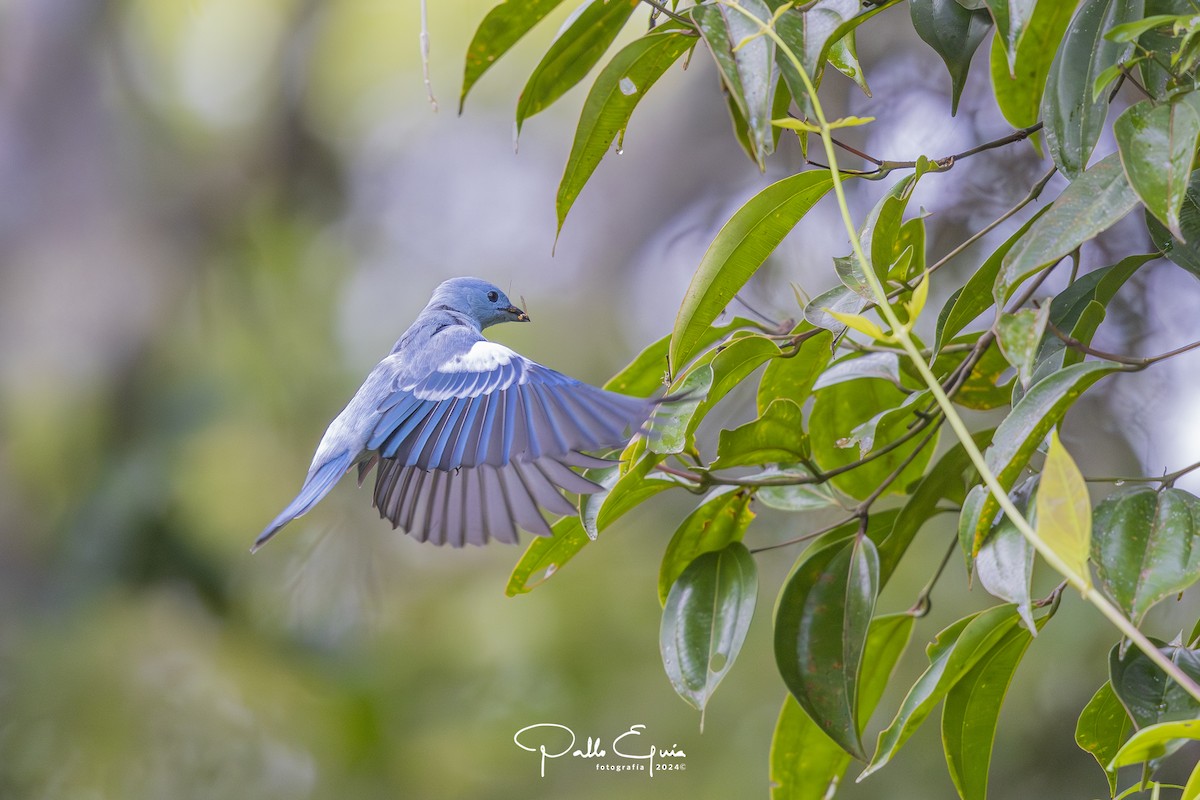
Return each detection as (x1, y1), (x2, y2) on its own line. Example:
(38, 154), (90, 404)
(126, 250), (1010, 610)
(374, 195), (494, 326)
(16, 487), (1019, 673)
(440, 341), (518, 374)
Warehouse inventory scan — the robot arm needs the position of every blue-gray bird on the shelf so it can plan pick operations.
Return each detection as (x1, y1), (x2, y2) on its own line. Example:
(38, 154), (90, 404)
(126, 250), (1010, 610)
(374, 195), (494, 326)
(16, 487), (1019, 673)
(253, 277), (655, 551)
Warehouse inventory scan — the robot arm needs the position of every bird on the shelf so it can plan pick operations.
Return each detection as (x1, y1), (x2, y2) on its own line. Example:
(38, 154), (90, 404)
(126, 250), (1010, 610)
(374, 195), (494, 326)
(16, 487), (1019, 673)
(253, 277), (657, 551)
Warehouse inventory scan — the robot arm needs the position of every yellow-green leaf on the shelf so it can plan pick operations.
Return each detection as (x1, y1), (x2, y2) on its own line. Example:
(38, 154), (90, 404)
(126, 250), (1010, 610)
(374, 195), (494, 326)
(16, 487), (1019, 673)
(1035, 430), (1092, 588)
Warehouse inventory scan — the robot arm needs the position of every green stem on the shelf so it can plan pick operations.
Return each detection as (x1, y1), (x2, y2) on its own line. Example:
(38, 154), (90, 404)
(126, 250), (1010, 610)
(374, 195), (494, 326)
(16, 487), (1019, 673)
(717, 0), (1200, 704)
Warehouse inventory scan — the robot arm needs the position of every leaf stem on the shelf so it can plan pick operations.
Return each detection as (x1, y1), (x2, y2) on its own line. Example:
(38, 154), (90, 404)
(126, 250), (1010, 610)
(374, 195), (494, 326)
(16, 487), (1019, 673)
(719, 0), (1200, 705)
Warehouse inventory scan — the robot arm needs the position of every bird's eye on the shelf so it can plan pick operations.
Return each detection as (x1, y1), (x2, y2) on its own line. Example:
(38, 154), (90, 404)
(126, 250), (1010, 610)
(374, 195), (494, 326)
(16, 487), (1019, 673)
(487, 291), (499, 302)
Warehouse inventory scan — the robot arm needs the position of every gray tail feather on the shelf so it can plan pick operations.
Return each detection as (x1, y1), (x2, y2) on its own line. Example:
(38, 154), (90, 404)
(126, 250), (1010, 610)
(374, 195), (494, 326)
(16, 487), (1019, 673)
(251, 451), (353, 553)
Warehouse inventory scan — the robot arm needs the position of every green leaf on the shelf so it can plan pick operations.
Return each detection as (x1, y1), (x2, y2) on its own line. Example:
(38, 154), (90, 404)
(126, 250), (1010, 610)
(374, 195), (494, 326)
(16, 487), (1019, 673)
(593, 450), (681, 532)
(460, 0), (567, 112)
(605, 316), (766, 395)
(557, 26), (697, 235)
(969, 359), (1118, 557)
(1104, 13), (1189, 43)
(1115, 97), (1200, 241)
(976, 476), (1038, 632)
(810, 377), (937, 500)
(1075, 682), (1134, 797)
(660, 542), (758, 715)
(671, 171), (837, 371)
(713, 399), (809, 469)
(757, 329), (834, 413)
(1139, 0), (1197, 96)
(998, 154), (1139, 302)
(990, 0), (1075, 128)
(1110, 639), (1200, 730)
(505, 515), (593, 596)
(1035, 430), (1093, 587)
(1042, 0), (1145, 178)
(515, 0), (637, 135)
(1109, 719), (1200, 768)
(1092, 486), (1200, 626)
(942, 612), (1044, 800)
(1147, 167), (1200, 279)
(694, 0), (776, 169)
(844, 391), (930, 459)
(647, 364), (714, 455)
(985, 0), (1037, 72)
(934, 207), (1047, 352)
(828, 30), (871, 96)
(659, 488), (756, 605)
(775, 535), (879, 759)
(929, 333), (1015, 410)
(862, 605), (1022, 778)
(858, 171), (926, 288)
(995, 304), (1051, 389)
(1186, 758), (1200, 800)
(910, 0), (994, 115)
(814, 352), (901, 391)
(769, 614), (914, 800)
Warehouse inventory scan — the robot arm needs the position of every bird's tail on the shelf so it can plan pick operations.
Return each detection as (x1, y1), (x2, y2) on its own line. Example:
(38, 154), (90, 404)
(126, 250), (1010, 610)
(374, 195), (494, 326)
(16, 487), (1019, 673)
(251, 450), (354, 553)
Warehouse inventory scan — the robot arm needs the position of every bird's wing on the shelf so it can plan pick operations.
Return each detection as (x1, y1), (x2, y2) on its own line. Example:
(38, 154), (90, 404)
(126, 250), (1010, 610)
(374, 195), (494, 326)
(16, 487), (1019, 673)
(366, 341), (653, 472)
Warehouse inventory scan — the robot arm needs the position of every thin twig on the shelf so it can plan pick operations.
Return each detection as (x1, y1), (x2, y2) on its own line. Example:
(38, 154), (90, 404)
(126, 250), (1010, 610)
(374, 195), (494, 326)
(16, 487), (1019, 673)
(909, 532), (960, 617)
(1046, 321), (1200, 369)
(638, 0), (692, 25)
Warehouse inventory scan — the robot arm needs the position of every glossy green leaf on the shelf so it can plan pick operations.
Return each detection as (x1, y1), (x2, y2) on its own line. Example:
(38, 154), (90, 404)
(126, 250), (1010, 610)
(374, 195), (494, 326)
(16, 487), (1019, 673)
(712, 399), (808, 469)
(659, 489), (756, 604)
(1042, 0), (1144, 178)
(770, 614), (914, 800)
(515, 0), (637, 135)
(671, 171), (837, 371)
(1075, 681), (1133, 797)
(505, 515), (592, 596)
(606, 315), (765, 396)
(910, 0), (994, 115)
(1092, 486), (1200, 626)
(976, 476), (1038, 632)
(1147, 167), (1200, 279)
(757, 329), (834, 413)
(844, 391), (929, 459)
(460, 0), (567, 111)
(858, 169), (927, 287)
(1109, 639), (1200, 730)
(814, 352), (901, 392)
(997, 154), (1139, 303)
(810, 378), (937, 500)
(995, 304), (1050, 389)
(1116, 97), (1200, 240)
(694, 0), (776, 169)
(1139, 0), (1196, 96)
(879, 431), (991, 584)
(934, 208), (1047, 352)
(990, 0), (1075, 128)
(647, 364), (714, 455)
(985, 0), (1037, 72)
(862, 605), (1022, 778)
(557, 27), (697, 234)
(828, 30), (870, 96)
(775, 535), (879, 759)
(942, 612), (1044, 800)
(1036, 430), (1093, 587)
(1110, 719), (1200, 768)
(661, 542), (758, 714)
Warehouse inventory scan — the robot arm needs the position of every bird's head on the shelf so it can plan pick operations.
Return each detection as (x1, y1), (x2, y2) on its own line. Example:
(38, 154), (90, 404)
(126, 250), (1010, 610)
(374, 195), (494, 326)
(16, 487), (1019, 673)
(430, 277), (530, 330)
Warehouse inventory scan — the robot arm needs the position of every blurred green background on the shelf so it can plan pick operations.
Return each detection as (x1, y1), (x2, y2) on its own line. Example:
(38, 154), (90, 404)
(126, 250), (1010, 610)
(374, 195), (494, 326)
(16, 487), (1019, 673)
(1, 1), (1197, 798)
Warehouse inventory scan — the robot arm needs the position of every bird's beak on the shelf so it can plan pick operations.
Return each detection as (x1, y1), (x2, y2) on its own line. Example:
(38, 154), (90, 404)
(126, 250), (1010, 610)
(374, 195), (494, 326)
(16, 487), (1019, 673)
(507, 305), (530, 322)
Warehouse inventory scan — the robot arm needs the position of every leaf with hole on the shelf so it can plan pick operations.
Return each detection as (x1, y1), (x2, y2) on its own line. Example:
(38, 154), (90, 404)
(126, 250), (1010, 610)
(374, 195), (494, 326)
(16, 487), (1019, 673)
(557, 26), (697, 235)
(661, 542), (758, 717)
